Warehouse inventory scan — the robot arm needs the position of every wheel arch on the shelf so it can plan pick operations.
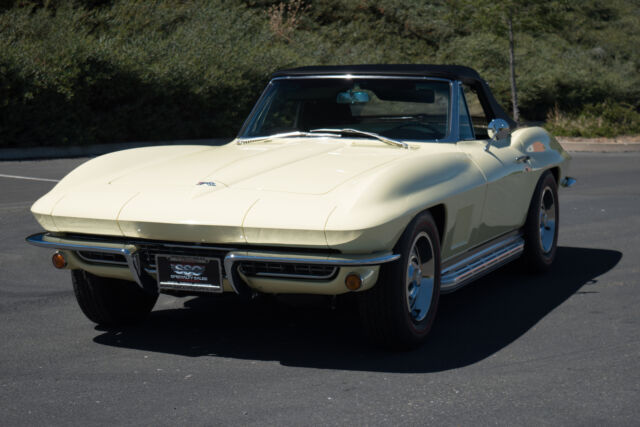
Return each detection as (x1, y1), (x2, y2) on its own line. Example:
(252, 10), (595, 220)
(399, 204), (446, 250)
(428, 204), (446, 245)
(548, 166), (560, 184)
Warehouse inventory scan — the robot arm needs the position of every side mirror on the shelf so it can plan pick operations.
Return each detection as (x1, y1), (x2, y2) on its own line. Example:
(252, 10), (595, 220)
(485, 118), (511, 151)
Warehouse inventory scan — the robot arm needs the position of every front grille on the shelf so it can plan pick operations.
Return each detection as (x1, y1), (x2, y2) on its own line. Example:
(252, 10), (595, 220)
(76, 251), (128, 266)
(239, 261), (337, 280)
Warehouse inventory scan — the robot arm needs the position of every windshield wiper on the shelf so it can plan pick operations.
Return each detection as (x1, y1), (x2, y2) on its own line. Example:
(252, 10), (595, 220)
(236, 131), (314, 144)
(237, 128), (409, 149)
(236, 130), (345, 144)
(310, 128), (408, 149)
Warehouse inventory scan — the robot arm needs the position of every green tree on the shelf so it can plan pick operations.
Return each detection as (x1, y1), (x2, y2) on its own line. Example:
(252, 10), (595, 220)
(458, 0), (568, 122)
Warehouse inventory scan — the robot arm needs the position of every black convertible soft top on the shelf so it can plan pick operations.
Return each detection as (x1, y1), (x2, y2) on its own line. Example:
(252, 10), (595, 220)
(271, 64), (515, 126)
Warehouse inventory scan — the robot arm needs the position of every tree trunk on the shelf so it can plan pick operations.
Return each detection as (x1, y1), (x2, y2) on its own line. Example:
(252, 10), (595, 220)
(507, 13), (520, 123)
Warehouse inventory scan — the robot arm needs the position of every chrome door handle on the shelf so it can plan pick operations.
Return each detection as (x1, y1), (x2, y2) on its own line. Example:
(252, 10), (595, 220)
(515, 155), (531, 163)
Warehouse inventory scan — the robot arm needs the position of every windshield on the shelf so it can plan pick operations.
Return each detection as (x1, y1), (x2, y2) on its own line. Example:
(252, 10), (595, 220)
(239, 77), (452, 141)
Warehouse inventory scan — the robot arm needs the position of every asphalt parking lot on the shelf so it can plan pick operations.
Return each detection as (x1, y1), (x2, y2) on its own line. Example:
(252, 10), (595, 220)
(1, 152), (638, 425)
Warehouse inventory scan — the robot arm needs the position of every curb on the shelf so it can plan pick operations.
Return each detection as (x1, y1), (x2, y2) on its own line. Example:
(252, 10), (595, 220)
(0, 139), (231, 161)
(557, 140), (640, 153)
(2, 137), (640, 160)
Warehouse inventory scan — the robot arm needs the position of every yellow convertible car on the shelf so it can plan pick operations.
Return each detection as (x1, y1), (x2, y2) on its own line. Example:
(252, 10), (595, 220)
(27, 65), (574, 349)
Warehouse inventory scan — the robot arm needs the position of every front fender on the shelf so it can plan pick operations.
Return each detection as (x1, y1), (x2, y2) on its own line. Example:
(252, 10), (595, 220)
(325, 149), (487, 254)
(30, 145), (212, 232)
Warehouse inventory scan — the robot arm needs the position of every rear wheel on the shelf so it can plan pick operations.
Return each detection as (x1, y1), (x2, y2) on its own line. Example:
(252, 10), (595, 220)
(72, 270), (158, 327)
(522, 171), (559, 273)
(358, 212), (441, 350)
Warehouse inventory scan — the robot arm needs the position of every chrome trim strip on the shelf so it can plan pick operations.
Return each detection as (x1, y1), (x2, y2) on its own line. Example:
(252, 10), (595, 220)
(271, 75), (452, 82)
(238, 266), (338, 280)
(441, 234), (524, 293)
(224, 251), (400, 295)
(26, 232), (145, 287)
(126, 252), (145, 287)
(449, 80), (461, 143)
(441, 230), (521, 269)
(155, 282), (224, 294)
(26, 232), (129, 255)
(561, 177), (576, 187)
(245, 271), (338, 280)
(224, 252), (400, 267)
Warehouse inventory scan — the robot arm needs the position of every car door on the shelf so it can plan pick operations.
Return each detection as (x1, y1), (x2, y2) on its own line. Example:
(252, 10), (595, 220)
(456, 85), (533, 243)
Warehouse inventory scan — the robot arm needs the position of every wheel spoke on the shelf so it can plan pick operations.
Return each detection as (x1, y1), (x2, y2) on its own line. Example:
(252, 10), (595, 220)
(538, 187), (556, 253)
(405, 233), (436, 323)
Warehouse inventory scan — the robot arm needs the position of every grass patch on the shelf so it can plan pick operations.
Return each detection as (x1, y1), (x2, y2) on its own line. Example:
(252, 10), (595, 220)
(545, 102), (640, 138)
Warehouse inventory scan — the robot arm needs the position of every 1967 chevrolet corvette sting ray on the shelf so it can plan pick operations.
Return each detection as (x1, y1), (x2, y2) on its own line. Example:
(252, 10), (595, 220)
(27, 65), (575, 349)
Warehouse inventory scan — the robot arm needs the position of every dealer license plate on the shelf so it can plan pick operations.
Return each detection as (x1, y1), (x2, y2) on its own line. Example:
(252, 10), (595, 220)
(155, 255), (223, 293)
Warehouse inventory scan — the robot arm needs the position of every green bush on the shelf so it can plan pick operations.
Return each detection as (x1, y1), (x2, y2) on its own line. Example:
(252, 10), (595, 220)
(545, 102), (640, 138)
(0, 1), (277, 147)
(0, 0), (638, 147)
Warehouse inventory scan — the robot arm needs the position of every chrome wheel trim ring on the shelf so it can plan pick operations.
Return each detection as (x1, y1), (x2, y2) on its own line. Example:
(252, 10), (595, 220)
(539, 186), (557, 253)
(405, 231), (435, 323)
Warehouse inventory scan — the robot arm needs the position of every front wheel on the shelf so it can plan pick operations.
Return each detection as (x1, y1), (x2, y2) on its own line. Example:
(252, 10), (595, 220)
(358, 211), (441, 350)
(521, 171), (559, 273)
(72, 270), (158, 327)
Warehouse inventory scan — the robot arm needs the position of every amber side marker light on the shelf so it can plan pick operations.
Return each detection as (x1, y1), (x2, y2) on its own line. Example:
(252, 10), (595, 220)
(345, 273), (362, 291)
(52, 251), (67, 269)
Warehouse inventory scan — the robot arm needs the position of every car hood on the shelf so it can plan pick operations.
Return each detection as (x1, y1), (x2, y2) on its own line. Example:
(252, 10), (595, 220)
(104, 137), (409, 194)
(32, 138), (418, 247)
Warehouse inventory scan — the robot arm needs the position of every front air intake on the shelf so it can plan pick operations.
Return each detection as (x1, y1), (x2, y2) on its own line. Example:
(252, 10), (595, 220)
(238, 261), (338, 280)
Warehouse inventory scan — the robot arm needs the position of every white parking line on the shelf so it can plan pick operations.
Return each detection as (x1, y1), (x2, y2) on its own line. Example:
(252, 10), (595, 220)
(0, 173), (60, 183)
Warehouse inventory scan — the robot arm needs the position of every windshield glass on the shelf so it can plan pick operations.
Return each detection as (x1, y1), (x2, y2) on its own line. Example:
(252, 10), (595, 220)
(240, 77), (451, 141)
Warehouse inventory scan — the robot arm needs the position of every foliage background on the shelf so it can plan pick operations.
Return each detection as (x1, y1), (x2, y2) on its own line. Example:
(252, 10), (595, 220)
(1, 0), (639, 147)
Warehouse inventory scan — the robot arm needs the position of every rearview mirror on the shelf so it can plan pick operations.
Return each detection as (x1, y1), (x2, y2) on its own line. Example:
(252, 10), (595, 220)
(336, 90), (370, 104)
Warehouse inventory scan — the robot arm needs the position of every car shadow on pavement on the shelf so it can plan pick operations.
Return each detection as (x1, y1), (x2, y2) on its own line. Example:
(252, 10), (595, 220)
(93, 246), (621, 372)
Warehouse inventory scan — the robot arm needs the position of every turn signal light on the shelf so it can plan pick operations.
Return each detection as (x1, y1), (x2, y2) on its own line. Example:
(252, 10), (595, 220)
(52, 251), (67, 269)
(345, 273), (362, 291)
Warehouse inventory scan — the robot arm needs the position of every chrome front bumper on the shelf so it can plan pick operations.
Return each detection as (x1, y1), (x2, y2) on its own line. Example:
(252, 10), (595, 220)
(26, 232), (399, 295)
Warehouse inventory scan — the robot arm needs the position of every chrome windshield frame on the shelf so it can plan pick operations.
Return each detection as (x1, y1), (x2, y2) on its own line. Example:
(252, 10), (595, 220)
(237, 75), (459, 143)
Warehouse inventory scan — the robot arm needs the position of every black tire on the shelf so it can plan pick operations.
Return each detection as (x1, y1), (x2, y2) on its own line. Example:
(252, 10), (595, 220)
(522, 171), (559, 273)
(358, 211), (441, 350)
(72, 270), (158, 327)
